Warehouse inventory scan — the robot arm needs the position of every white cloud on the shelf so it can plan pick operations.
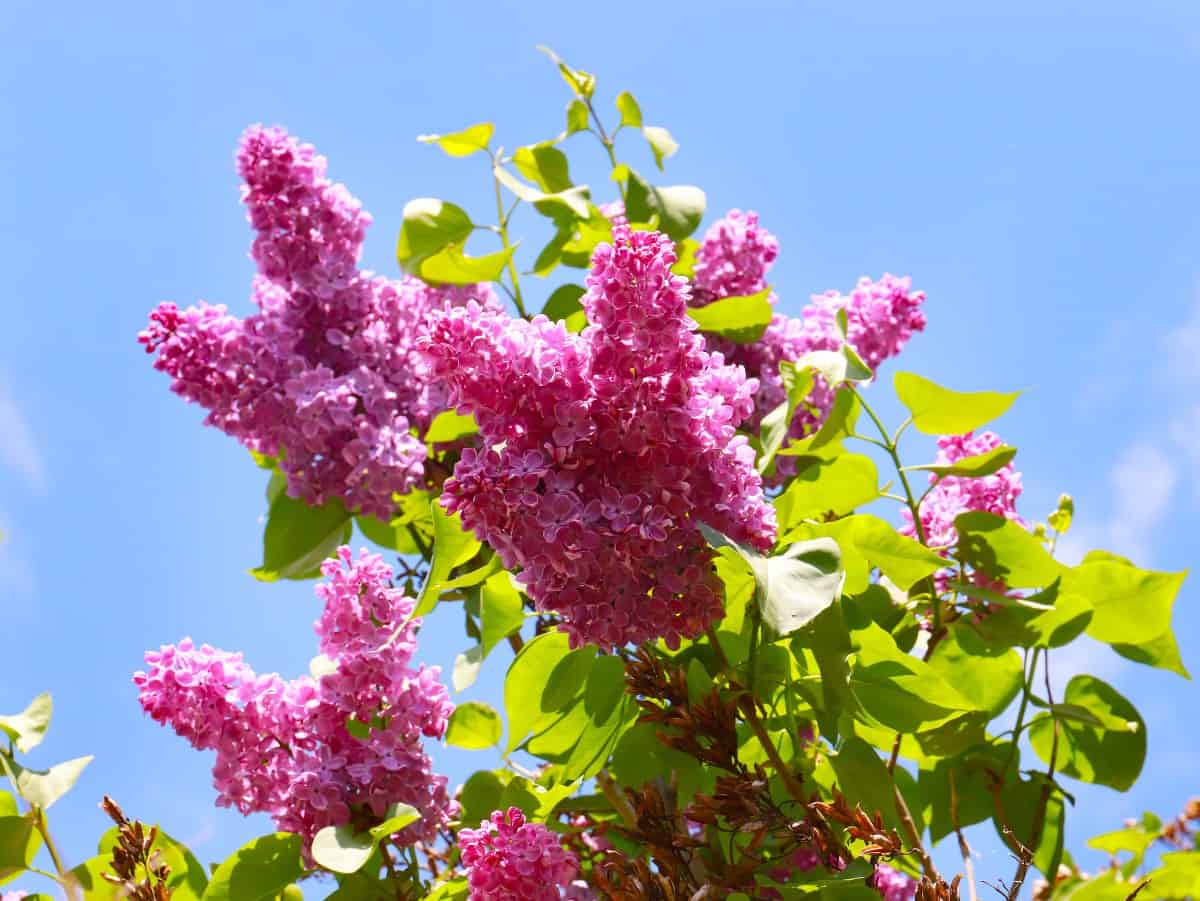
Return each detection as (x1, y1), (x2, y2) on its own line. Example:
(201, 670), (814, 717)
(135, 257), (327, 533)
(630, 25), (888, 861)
(0, 379), (45, 493)
(1163, 296), (1200, 385)
(1104, 443), (1176, 562)
(1058, 444), (1175, 567)
(0, 512), (35, 598)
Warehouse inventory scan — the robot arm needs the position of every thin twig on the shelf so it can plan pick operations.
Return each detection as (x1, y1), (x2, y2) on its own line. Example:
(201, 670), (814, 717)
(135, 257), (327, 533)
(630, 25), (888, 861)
(951, 769), (979, 901)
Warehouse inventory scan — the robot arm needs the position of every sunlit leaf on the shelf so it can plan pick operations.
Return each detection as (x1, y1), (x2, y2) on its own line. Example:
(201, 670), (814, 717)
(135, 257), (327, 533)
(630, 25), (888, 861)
(894, 371), (1019, 435)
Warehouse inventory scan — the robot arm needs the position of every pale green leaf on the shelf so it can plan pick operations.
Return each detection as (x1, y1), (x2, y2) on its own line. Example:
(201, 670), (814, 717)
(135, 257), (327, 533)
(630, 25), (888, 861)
(686, 288), (772, 343)
(446, 702), (503, 750)
(0, 694), (51, 754)
(310, 825), (373, 875)
(894, 371), (1019, 435)
(425, 410), (478, 445)
(417, 123), (494, 157)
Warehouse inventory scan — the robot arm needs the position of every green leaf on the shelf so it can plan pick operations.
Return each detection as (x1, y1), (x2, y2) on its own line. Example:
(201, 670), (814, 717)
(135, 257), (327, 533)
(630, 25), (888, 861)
(920, 743), (1010, 843)
(413, 502), (482, 618)
(419, 244), (515, 285)
(672, 238), (699, 279)
(850, 514), (946, 591)
(202, 833), (303, 901)
(537, 46), (595, 98)
(756, 538), (846, 638)
(642, 126), (678, 171)
(829, 738), (905, 832)
(1, 754), (92, 809)
(417, 123), (494, 158)
(563, 656), (635, 781)
(425, 410), (478, 445)
(906, 445), (1017, 478)
(310, 825), (374, 874)
(452, 645), (484, 694)
(0, 815), (40, 884)
(1087, 812), (1161, 859)
(446, 702), (503, 750)
(703, 526), (845, 638)
(542, 284), (586, 323)
(98, 826), (208, 900)
(368, 803), (420, 840)
(615, 91), (642, 127)
(459, 771), (504, 828)
(775, 454), (879, 530)
(1142, 851), (1200, 899)
(504, 632), (573, 753)
(513, 144), (573, 193)
(894, 372), (1019, 436)
(250, 493), (350, 582)
(927, 626), (1022, 718)
(1029, 675), (1146, 791)
(758, 363), (815, 475)
(481, 572), (525, 656)
(1111, 629), (1190, 678)
(849, 622), (978, 735)
(792, 346), (872, 389)
(354, 490), (433, 557)
(0, 792), (14, 817)
(66, 855), (118, 898)
(995, 776), (1064, 880)
(422, 879), (469, 901)
(687, 288), (772, 343)
(1064, 557), (1186, 646)
(624, 171), (705, 240)
(1048, 493), (1074, 535)
(355, 514), (418, 555)
(955, 511), (1061, 587)
(0, 694), (51, 754)
(494, 166), (591, 220)
(396, 198), (473, 273)
(565, 100), (589, 135)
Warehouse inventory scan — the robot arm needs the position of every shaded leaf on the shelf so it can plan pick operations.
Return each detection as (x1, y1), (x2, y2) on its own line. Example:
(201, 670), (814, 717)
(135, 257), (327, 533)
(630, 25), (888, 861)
(202, 833), (303, 901)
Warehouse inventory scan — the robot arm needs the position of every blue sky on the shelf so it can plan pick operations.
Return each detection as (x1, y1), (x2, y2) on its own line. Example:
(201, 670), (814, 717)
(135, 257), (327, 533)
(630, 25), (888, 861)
(1, 0), (1198, 894)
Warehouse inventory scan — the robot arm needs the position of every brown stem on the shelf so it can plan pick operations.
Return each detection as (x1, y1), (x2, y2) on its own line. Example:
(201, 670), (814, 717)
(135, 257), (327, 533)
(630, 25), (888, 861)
(705, 626), (807, 805)
(892, 782), (938, 881)
(1006, 656), (1060, 901)
(739, 695), (808, 806)
(596, 770), (638, 828)
(33, 807), (79, 901)
(506, 631), (525, 653)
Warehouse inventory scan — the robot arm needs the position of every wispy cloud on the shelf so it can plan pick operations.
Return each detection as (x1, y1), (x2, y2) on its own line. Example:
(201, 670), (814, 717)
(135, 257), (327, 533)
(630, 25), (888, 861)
(0, 378), (46, 493)
(1105, 443), (1177, 562)
(1162, 296), (1200, 385)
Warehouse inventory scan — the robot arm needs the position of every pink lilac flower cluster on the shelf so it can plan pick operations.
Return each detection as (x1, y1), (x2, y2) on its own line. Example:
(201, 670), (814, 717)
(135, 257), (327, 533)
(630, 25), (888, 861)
(419, 226), (776, 648)
(1, 891), (29, 900)
(900, 431), (1025, 549)
(139, 125), (499, 518)
(458, 807), (579, 901)
(870, 863), (918, 901)
(690, 210), (926, 451)
(692, 209), (780, 303)
(134, 547), (455, 854)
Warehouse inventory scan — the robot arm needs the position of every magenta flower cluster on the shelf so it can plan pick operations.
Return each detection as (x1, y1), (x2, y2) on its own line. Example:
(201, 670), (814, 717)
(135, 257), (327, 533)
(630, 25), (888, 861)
(133, 547), (456, 853)
(870, 863), (918, 901)
(458, 807), (579, 901)
(419, 226), (776, 648)
(691, 210), (927, 450)
(901, 430), (1025, 549)
(692, 209), (780, 303)
(139, 125), (498, 518)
